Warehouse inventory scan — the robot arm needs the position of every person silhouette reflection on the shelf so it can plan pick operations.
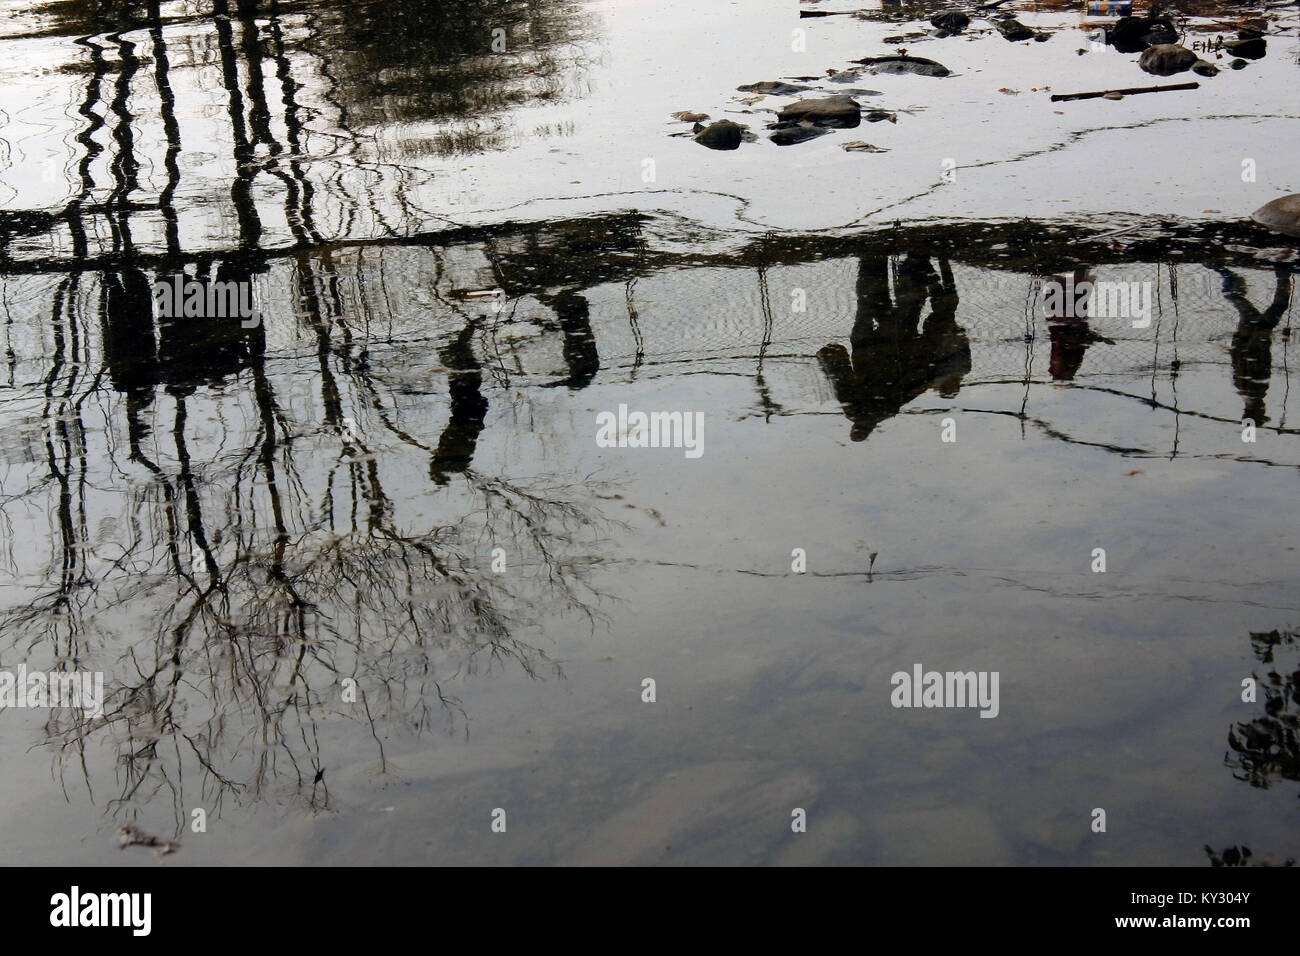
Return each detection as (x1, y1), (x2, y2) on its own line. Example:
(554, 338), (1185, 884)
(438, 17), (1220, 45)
(1218, 265), (1293, 425)
(1045, 267), (1113, 382)
(430, 317), (488, 484)
(818, 253), (971, 441)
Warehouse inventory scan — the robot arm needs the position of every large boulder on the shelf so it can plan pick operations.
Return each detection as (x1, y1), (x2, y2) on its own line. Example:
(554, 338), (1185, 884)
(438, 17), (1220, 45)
(693, 120), (744, 150)
(1139, 43), (1197, 76)
(777, 95), (861, 128)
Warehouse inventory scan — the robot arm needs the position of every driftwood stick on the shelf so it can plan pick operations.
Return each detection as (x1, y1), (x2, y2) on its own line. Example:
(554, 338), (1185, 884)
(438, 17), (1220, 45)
(1050, 81), (1199, 102)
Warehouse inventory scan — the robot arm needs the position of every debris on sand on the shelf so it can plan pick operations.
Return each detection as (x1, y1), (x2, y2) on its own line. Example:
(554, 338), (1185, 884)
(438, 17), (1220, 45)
(843, 141), (889, 152)
(118, 824), (180, 857)
(1051, 81), (1198, 102)
(670, 110), (709, 122)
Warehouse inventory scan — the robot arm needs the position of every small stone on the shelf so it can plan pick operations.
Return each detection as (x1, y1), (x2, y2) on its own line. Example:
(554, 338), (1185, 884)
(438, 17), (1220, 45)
(777, 94), (861, 128)
(997, 19), (1034, 41)
(736, 80), (813, 95)
(769, 125), (829, 146)
(1139, 43), (1198, 76)
(929, 11), (969, 33)
(1251, 193), (1300, 238)
(693, 119), (744, 150)
(854, 55), (951, 77)
(1224, 36), (1266, 60)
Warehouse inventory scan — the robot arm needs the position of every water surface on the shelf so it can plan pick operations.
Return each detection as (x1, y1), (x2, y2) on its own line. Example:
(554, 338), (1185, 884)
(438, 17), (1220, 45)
(0, 0), (1298, 865)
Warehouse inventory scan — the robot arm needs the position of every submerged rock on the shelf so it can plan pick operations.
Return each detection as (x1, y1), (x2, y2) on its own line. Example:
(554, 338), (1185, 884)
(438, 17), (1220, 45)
(1224, 36), (1266, 60)
(1191, 59), (1219, 77)
(854, 55), (951, 77)
(694, 120), (744, 150)
(769, 125), (830, 146)
(1251, 194), (1300, 238)
(777, 95), (862, 128)
(997, 19), (1034, 42)
(929, 11), (969, 33)
(1139, 43), (1197, 76)
(736, 80), (813, 95)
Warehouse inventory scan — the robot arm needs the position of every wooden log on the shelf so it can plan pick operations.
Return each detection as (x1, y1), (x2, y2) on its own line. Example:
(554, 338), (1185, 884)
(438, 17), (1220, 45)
(1050, 81), (1199, 102)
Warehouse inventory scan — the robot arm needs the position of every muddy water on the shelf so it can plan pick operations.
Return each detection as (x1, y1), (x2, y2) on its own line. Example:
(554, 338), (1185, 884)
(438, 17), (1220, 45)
(0, 0), (1298, 866)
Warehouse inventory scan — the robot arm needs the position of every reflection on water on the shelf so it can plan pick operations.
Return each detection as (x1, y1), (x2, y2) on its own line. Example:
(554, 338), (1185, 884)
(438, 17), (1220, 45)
(1, 0), (597, 259)
(1, 0), (1299, 864)
(1227, 628), (1300, 796)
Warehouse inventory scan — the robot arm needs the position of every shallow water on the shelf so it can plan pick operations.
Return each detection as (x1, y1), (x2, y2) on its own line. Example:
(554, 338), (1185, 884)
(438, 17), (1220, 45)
(0, 0), (1298, 866)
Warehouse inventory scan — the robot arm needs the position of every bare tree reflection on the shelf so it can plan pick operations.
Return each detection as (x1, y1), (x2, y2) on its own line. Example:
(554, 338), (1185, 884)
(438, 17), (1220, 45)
(1204, 844), (1295, 867)
(2, 252), (613, 834)
(1225, 627), (1300, 796)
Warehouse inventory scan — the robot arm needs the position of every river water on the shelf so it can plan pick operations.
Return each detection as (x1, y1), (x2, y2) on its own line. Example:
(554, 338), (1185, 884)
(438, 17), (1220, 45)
(0, 0), (1297, 865)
